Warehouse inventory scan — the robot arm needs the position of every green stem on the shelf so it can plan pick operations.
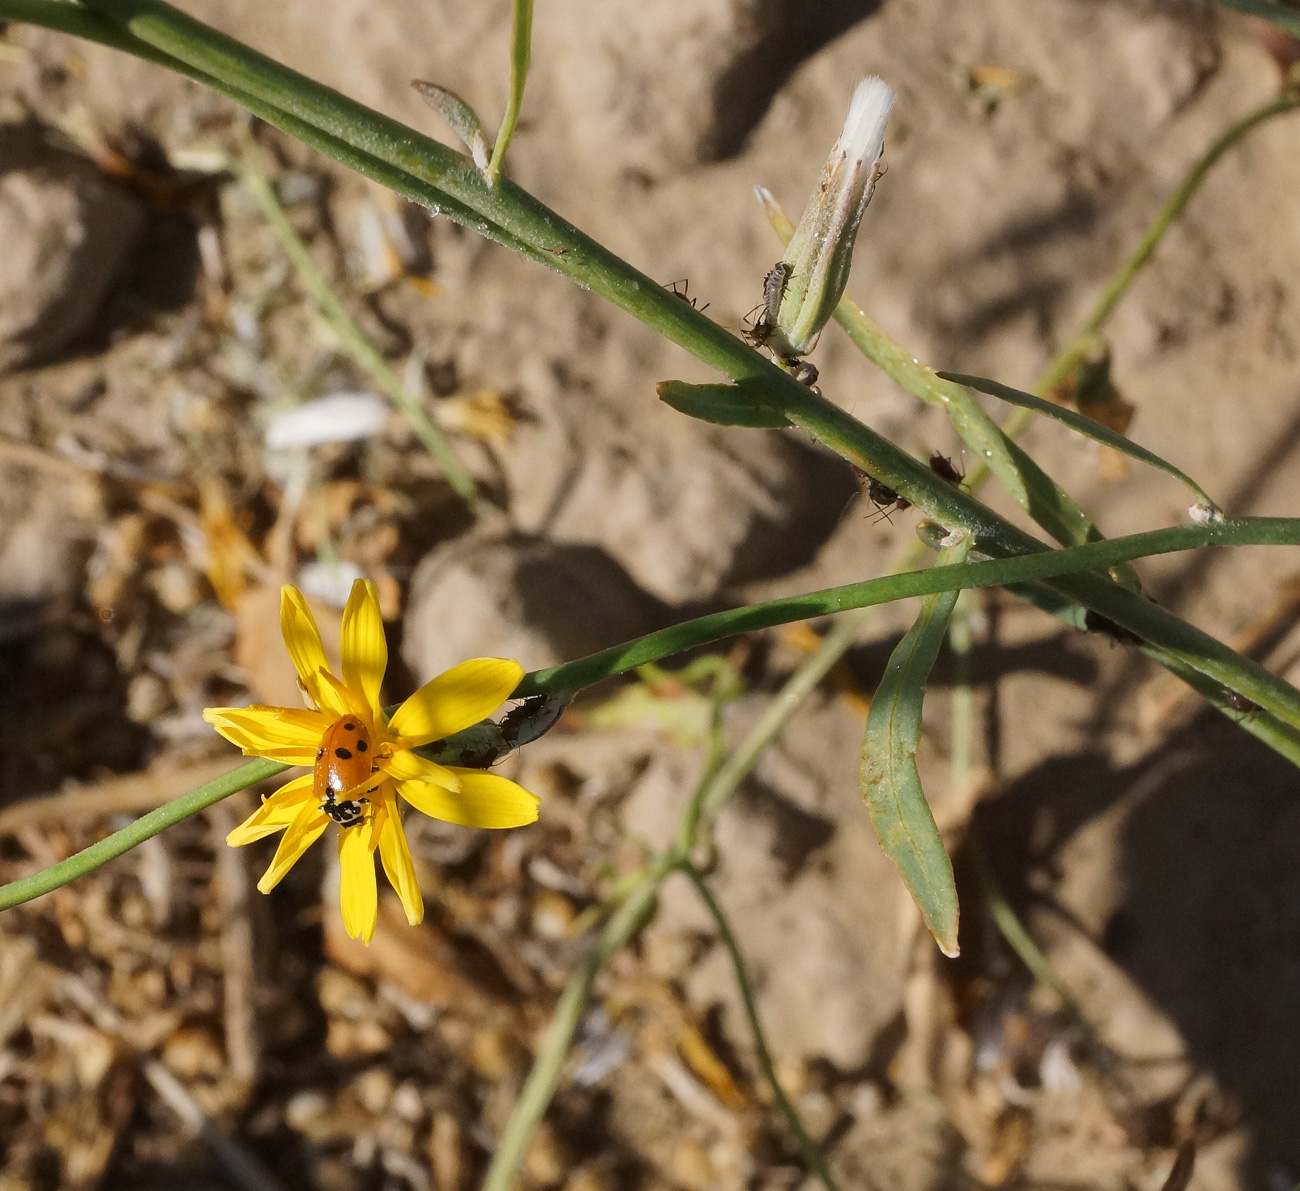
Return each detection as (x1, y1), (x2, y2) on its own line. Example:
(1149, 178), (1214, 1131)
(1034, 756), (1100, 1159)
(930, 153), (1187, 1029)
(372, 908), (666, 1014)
(699, 609), (874, 822)
(948, 590), (978, 800)
(970, 833), (1092, 1035)
(760, 191), (1105, 558)
(4, 517), (1300, 917)
(0, 758), (286, 912)
(520, 517), (1300, 716)
(12, 0), (1300, 761)
(1036, 88), (1300, 395)
(486, 590), (887, 1190)
(487, 0), (533, 184)
(684, 864), (841, 1191)
(479, 871), (664, 1191)
(234, 143), (479, 502)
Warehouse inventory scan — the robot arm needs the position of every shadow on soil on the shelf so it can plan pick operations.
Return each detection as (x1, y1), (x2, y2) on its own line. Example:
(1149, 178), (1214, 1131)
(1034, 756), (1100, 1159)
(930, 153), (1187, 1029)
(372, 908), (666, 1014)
(962, 709), (1300, 1180)
(704, 0), (885, 160)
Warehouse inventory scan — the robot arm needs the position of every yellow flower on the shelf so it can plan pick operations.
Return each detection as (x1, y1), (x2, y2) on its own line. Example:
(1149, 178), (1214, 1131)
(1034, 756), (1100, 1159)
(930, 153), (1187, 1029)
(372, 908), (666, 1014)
(204, 580), (538, 944)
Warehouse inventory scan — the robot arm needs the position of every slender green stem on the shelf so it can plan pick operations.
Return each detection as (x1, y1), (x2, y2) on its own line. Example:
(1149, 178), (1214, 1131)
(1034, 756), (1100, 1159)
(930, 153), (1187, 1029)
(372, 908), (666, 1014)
(480, 871), (664, 1191)
(5, 517), (1300, 917)
(949, 88), (1300, 495)
(484, 596), (888, 1190)
(12, 0), (1300, 761)
(949, 591), (977, 797)
(970, 833), (1093, 1035)
(235, 143), (479, 502)
(0, 758), (285, 912)
(684, 864), (841, 1191)
(520, 516), (1300, 707)
(759, 191), (1106, 558)
(487, 0), (533, 184)
(1036, 88), (1300, 395)
(700, 609), (875, 821)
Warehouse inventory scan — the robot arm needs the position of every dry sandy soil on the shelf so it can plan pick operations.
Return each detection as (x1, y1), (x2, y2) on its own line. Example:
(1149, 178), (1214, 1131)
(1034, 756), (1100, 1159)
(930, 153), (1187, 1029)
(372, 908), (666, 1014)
(2, 0), (1300, 1189)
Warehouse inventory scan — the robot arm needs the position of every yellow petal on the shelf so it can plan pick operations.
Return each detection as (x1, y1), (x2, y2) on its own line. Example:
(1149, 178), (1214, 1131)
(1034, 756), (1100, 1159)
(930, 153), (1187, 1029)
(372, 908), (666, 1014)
(204, 705), (327, 761)
(341, 579), (387, 723)
(381, 748), (462, 791)
(257, 803), (329, 893)
(377, 800), (424, 926)
(280, 585), (349, 716)
(226, 774), (315, 845)
(316, 665), (375, 726)
(338, 822), (378, 944)
(399, 769), (539, 828)
(388, 658), (524, 746)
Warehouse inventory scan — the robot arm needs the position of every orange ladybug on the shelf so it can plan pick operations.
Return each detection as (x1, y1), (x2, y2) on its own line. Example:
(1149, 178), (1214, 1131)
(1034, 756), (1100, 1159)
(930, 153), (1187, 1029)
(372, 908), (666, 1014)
(313, 716), (380, 827)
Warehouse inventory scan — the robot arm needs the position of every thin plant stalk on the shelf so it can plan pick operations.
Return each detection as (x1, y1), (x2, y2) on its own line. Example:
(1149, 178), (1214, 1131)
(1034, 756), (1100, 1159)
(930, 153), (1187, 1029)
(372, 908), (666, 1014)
(487, 0), (533, 184)
(479, 871), (664, 1191)
(235, 142), (479, 502)
(9, 0), (1300, 747)
(6, 517), (1300, 914)
(1035, 88), (1300, 395)
(948, 590), (978, 797)
(685, 864), (841, 1191)
(483, 612), (876, 1189)
(985, 85), (1300, 462)
(0, 758), (286, 912)
(970, 833), (1093, 1036)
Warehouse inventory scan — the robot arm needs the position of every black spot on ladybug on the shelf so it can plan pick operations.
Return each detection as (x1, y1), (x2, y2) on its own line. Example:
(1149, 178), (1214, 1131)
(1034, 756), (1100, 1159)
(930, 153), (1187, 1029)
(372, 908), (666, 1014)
(356, 739), (367, 752)
(343, 722), (357, 731)
(316, 748), (325, 760)
(334, 747), (353, 760)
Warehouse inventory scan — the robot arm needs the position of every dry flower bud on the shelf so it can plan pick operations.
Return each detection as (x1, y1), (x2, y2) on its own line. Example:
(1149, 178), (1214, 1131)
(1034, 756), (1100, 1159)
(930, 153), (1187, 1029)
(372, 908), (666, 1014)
(768, 75), (894, 359)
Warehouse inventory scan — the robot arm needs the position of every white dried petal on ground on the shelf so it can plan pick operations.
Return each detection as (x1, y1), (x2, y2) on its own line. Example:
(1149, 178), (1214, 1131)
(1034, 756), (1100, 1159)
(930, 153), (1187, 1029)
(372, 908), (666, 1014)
(264, 392), (390, 450)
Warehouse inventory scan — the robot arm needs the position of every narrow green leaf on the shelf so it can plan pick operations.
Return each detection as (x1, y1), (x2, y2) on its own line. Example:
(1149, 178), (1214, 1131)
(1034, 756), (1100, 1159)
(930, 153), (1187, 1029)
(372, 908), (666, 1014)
(859, 534), (972, 956)
(657, 380), (792, 429)
(939, 371), (1221, 513)
(412, 80), (489, 174)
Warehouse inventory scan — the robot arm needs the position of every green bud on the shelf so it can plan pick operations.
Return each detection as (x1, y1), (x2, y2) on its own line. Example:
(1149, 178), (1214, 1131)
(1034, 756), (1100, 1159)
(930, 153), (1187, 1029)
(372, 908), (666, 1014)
(766, 76), (894, 360)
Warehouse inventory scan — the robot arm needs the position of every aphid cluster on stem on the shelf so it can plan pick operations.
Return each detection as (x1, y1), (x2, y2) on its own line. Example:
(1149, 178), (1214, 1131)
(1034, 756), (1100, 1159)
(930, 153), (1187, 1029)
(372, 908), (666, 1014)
(742, 262), (821, 389)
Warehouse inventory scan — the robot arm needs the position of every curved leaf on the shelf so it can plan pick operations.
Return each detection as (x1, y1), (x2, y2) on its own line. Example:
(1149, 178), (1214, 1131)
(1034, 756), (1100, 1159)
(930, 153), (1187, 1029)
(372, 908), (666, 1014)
(859, 534), (972, 956)
(939, 371), (1221, 513)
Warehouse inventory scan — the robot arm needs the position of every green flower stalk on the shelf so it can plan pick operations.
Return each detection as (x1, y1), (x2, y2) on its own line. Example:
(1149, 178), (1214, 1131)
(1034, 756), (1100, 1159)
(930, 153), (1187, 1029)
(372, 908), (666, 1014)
(761, 75), (894, 362)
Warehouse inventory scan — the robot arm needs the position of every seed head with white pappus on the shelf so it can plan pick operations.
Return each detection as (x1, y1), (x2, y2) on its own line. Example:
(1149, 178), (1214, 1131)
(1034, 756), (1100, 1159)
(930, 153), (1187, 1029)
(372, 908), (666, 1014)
(766, 76), (895, 360)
